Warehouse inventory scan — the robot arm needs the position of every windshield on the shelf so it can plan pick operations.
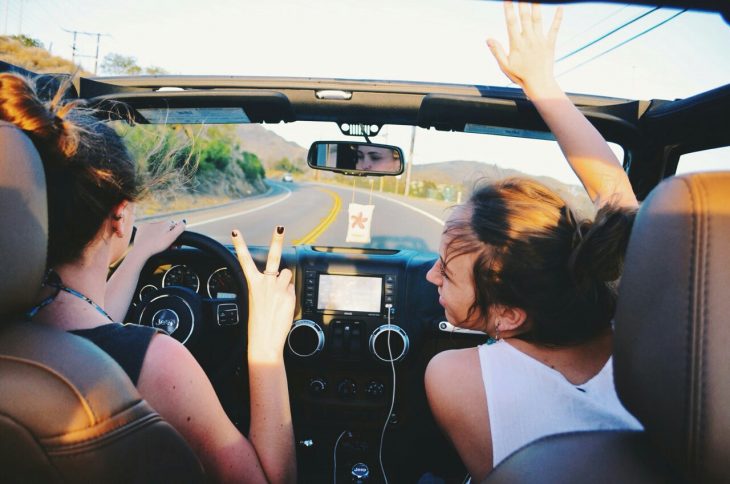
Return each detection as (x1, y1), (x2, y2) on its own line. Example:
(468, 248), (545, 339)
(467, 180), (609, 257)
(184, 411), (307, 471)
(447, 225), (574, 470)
(6, 1), (730, 100)
(4, 0), (728, 250)
(117, 120), (613, 251)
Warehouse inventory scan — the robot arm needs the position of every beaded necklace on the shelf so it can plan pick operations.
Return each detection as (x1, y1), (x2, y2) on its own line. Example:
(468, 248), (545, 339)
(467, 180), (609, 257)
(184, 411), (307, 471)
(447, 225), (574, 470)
(26, 269), (114, 322)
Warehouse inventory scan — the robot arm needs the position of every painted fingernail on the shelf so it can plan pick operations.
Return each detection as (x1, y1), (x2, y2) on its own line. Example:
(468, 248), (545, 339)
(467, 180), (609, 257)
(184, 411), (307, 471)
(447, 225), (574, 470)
(276, 225), (284, 235)
(232, 230), (239, 237)
(182, 219), (187, 224)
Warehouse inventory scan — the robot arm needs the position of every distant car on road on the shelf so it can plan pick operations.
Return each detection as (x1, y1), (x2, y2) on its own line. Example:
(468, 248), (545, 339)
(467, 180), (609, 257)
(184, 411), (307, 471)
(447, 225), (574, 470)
(281, 172), (293, 183)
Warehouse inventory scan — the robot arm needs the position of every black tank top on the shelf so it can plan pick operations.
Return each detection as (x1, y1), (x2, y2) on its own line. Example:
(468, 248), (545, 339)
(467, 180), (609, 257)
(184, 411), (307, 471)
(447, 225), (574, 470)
(70, 323), (157, 385)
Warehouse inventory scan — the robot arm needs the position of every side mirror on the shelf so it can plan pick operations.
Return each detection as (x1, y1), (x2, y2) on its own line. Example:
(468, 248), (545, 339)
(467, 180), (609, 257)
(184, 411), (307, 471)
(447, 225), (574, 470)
(307, 141), (404, 176)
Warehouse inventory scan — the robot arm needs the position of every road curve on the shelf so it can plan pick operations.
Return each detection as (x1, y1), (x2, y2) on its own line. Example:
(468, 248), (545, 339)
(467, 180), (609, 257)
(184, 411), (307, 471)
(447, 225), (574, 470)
(152, 181), (446, 252)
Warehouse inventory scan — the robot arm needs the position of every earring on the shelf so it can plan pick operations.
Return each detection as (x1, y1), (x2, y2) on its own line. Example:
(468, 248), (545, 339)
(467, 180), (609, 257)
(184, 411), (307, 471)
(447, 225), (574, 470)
(487, 321), (501, 346)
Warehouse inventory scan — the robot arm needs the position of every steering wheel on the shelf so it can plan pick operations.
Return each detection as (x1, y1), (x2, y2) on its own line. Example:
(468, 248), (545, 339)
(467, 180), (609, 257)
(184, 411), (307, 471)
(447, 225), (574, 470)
(131, 231), (248, 377)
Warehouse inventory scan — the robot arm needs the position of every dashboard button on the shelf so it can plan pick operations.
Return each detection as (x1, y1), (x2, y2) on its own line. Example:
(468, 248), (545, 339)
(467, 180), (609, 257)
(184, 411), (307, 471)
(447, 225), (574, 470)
(308, 377), (327, 396)
(336, 378), (357, 399)
(365, 380), (385, 399)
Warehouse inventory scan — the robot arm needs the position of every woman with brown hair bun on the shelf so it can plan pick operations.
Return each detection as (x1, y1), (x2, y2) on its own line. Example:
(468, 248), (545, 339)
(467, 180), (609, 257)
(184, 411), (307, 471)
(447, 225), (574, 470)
(424, 3), (641, 482)
(1, 73), (296, 483)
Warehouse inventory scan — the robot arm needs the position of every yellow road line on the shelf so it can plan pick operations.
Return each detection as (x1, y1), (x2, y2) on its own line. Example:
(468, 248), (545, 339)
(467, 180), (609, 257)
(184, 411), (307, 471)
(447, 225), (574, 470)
(292, 188), (342, 245)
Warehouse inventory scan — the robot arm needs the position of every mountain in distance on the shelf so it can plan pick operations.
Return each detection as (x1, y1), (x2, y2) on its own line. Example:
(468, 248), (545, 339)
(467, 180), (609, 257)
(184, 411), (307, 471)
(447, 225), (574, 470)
(230, 126), (593, 214)
(234, 124), (308, 170)
(411, 160), (594, 216)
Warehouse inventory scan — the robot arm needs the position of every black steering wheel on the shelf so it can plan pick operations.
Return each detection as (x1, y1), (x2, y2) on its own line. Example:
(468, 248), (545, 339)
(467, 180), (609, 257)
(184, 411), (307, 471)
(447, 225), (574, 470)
(131, 231), (248, 377)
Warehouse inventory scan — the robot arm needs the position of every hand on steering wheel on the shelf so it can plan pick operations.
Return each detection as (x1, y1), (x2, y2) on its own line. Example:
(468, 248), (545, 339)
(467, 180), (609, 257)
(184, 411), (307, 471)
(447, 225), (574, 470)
(131, 219), (187, 260)
(231, 226), (295, 364)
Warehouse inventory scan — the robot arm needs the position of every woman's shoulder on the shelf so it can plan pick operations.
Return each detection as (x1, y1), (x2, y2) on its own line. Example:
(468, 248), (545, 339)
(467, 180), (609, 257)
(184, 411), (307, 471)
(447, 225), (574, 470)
(425, 347), (484, 413)
(426, 347), (479, 377)
(137, 332), (221, 411)
(425, 346), (494, 479)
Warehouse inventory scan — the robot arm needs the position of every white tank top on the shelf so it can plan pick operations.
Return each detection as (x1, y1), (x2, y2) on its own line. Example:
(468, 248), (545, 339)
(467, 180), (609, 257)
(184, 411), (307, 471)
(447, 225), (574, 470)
(479, 340), (642, 467)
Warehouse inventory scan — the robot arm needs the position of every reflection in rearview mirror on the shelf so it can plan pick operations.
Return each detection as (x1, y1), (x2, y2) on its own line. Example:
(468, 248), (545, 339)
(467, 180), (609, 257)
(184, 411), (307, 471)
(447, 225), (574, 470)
(307, 141), (405, 176)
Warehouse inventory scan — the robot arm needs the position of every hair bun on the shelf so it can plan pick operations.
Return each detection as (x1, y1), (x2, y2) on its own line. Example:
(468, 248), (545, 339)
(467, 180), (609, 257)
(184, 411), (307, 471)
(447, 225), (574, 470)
(568, 205), (637, 287)
(0, 73), (79, 161)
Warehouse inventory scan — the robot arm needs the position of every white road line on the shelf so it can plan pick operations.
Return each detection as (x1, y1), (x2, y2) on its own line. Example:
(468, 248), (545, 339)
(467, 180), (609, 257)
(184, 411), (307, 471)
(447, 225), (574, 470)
(187, 184), (293, 228)
(370, 192), (445, 226)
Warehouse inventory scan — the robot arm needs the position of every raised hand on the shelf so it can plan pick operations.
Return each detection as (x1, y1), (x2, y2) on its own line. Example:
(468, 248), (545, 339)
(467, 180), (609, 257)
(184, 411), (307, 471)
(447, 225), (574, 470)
(487, 1), (563, 95)
(231, 226), (295, 363)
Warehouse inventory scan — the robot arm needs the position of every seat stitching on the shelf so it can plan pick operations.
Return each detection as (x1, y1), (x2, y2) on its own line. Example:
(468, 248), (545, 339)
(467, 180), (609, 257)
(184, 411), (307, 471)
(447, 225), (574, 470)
(678, 176), (697, 471)
(0, 355), (97, 423)
(695, 177), (712, 476)
(46, 412), (163, 456)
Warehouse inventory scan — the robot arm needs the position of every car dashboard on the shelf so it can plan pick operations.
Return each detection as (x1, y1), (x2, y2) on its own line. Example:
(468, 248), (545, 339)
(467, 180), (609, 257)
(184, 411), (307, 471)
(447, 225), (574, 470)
(125, 242), (487, 482)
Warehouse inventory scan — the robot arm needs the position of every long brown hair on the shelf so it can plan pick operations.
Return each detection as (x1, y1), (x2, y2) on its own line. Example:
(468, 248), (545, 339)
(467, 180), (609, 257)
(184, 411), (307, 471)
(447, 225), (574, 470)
(0, 73), (143, 267)
(444, 178), (636, 346)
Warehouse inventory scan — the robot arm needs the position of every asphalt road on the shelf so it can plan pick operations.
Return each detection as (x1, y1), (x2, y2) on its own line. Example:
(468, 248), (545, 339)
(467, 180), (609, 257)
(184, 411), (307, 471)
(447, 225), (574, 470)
(148, 181), (448, 253)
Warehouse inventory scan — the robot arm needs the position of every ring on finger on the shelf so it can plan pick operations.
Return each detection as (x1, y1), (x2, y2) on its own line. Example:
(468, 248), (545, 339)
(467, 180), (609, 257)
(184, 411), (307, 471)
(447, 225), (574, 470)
(263, 270), (279, 276)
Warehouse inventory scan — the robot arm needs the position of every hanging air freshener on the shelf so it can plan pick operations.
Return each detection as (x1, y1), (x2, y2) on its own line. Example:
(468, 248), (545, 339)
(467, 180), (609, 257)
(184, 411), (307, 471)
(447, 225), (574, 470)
(346, 202), (375, 243)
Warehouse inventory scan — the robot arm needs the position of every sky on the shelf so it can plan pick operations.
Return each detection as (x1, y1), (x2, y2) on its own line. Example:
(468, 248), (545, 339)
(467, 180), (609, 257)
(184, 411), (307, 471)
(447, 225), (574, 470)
(3, 0), (729, 183)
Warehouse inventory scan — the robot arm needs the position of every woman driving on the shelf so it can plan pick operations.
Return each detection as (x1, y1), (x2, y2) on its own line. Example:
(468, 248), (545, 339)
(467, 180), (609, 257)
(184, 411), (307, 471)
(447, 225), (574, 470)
(0, 73), (296, 483)
(424, 3), (642, 481)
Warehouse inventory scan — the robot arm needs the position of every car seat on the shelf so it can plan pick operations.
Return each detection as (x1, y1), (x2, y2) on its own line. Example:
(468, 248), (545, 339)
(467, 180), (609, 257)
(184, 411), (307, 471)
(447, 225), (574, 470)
(0, 121), (205, 483)
(483, 171), (730, 483)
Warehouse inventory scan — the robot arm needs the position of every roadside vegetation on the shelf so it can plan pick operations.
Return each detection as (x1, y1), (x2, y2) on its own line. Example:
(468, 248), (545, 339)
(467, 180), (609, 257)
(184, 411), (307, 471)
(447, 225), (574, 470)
(0, 35), (85, 73)
(117, 124), (267, 215)
(1, 36), (270, 216)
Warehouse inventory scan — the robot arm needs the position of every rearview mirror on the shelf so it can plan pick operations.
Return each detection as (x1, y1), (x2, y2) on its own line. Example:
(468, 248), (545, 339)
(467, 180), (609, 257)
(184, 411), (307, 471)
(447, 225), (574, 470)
(307, 141), (404, 176)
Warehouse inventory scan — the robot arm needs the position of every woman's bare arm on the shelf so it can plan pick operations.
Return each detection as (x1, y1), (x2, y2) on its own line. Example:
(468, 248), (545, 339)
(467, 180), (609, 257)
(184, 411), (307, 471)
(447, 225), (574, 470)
(105, 220), (186, 321)
(487, 2), (638, 209)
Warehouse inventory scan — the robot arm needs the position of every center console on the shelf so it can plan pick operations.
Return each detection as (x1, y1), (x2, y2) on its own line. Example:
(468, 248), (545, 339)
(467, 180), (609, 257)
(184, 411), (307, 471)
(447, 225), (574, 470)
(286, 249), (413, 482)
(288, 271), (407, 364)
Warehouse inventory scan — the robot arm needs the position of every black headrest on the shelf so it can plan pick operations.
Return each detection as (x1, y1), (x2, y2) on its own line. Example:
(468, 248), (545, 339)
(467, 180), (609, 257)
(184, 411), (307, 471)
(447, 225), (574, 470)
(614, 172), (730, 482)
(0, 122), (47, 317)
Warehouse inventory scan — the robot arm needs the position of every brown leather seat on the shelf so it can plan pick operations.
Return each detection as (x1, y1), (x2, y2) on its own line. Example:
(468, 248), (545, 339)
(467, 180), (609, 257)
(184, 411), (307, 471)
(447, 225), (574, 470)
(484, 172), (730, 484)
(0, 121), (205, 482)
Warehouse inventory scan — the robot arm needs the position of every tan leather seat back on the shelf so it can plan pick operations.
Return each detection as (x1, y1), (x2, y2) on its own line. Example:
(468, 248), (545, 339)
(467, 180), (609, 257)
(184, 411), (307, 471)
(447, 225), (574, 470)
(0, 121), (47, 317)
(0, 120), (204, 482)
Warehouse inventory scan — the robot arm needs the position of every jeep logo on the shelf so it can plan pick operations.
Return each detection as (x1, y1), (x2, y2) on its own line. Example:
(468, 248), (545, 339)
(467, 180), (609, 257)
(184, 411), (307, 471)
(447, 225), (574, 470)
(151, 309), (180, 335)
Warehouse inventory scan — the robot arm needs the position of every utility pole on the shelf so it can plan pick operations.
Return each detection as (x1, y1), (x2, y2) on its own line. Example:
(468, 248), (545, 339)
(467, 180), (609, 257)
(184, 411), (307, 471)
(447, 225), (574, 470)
(63, 28), (108, 73)
(403, 126), (416, 197)
(93, 33), (101, 74)
(17, 0), (24, 34)
(4, 0), (9, 34)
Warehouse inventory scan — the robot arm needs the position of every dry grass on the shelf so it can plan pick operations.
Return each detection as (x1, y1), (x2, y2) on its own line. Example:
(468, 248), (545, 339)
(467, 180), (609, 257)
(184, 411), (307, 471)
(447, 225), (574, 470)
(137, 193), (239, 218)
(0, 36), (90, 74)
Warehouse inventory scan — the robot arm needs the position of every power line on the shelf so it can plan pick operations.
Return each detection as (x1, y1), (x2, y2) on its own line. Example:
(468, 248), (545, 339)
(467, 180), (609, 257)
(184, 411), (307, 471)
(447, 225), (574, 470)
(555, 6), (661, 64)
(504, 5), (660, 87)
(558, 3), (631, 49)
(557, 9), (688, 79)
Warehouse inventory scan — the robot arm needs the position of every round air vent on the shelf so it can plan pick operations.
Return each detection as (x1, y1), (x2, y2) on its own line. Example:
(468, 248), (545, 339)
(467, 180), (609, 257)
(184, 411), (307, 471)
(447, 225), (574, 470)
(369, 324), (409, 363)
(287, 319), (324, 357)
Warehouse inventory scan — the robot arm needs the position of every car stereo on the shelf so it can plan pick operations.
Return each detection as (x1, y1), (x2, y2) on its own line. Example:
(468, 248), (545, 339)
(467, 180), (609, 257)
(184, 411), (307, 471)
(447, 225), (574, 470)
(301, 270), (396, 317)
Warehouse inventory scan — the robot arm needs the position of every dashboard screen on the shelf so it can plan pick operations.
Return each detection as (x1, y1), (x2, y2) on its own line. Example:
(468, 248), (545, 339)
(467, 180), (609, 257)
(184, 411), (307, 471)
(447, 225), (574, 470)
(317, 275), (382, 313)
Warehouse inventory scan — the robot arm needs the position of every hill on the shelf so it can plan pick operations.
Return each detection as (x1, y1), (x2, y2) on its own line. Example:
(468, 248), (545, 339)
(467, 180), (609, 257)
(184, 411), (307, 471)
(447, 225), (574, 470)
(412, 160), (594, 216)
(234, 124), (308, 171)
(0, 35), (86, 74)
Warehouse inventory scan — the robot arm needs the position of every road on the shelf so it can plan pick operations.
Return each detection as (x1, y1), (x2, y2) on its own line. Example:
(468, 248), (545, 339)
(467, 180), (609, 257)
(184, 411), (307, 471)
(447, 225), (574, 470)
(143, 181), (448, 252)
